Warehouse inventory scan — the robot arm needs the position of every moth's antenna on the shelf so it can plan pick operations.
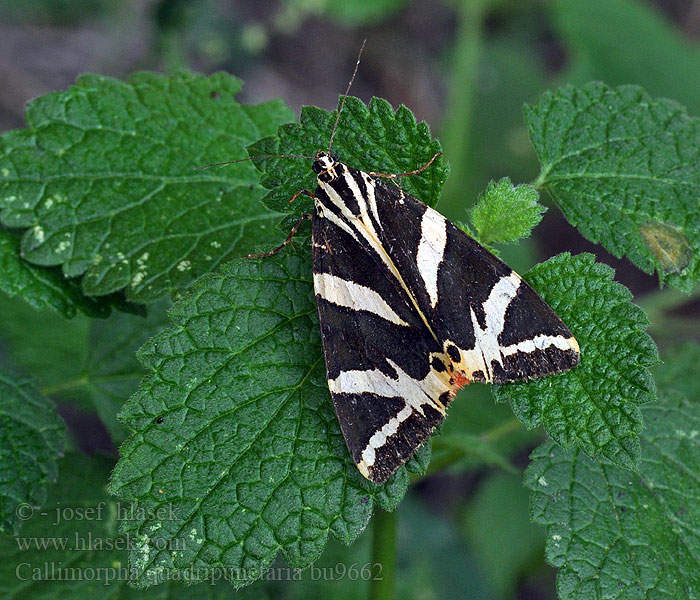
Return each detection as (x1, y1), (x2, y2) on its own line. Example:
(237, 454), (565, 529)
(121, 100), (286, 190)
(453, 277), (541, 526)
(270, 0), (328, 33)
(328, 38), (366, 154)
(194, 154), (314, 171)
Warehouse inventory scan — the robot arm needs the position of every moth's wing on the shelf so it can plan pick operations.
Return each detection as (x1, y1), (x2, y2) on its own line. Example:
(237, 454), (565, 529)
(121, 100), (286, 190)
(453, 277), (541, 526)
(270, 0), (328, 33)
(311, 208), (455, 484)
(367, 176), (580, 384)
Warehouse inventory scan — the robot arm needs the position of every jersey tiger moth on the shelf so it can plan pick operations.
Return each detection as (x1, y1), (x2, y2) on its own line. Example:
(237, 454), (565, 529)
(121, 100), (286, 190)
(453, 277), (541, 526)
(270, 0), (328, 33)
(245, 50), (580, 484)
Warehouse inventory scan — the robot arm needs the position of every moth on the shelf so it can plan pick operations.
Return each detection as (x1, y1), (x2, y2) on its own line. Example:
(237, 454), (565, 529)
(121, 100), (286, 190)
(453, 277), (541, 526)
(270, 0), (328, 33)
(246, 50), (580, 485)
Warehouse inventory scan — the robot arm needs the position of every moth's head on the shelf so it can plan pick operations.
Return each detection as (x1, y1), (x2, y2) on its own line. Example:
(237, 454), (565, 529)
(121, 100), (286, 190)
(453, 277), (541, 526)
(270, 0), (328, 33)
(313, 151), (339, 173)
(312, 151), (341, 183)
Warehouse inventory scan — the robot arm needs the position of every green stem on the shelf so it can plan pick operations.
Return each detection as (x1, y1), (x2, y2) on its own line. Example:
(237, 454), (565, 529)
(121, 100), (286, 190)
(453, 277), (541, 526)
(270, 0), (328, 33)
(413, 416), (524, 482)
(480, 416), (522, 442)
(369, 507), (398, 600)
(40, 372), (144, 397)
(420, 448), (464, 478)
(531, 171), (548, 190)
(439, 0), (488, 217)
(40, 375), (90, 396)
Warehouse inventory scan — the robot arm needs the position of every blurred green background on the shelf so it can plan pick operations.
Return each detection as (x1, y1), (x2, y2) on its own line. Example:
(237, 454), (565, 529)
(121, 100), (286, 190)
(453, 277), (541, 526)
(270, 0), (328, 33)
(0, 1), (698, 598)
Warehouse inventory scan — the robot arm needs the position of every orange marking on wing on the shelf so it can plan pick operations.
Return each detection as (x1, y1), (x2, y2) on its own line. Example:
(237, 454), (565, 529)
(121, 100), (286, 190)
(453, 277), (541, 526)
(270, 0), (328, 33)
(452, 371), (470, 391)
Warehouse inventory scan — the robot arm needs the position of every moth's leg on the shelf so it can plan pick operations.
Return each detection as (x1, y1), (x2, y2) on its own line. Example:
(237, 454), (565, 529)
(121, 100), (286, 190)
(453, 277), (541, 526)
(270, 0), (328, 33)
(367, 152), (442, 180)
(288, 188), (316, 204)
(245, 189), (315, 259)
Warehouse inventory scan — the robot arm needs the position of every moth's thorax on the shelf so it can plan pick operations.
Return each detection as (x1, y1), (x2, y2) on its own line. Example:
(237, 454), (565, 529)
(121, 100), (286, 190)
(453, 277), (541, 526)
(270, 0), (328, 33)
(312, 151), (345, 184)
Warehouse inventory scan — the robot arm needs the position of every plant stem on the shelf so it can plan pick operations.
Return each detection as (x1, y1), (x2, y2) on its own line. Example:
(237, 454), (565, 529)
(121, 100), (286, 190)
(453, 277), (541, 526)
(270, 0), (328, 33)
(369, 507), (398, 600)
(439, 0), (488, 217)
(40, 372), (143, 397)
(40, 375), (90, 396)
(412, 416), (524, 482)
(480, 416), (522, 443)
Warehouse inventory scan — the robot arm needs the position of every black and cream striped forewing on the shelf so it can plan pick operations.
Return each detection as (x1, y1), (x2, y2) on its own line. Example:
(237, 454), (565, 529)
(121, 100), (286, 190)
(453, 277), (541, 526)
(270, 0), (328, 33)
(363, 175), (580, 385)
(310, 156), (579, 483)
(311, 200), (452, 484)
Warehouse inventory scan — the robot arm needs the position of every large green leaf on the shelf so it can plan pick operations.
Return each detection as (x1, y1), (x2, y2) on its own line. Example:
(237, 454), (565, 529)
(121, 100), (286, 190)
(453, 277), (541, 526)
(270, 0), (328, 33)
(526, 387), (700, 600)
(550, 0), (700, 115)
(0, 227), (134, 318)
(526, 83), (700, 292)
(0, 370), (65, 534)
(0, 454), (268, 598)
(110, 248), (420, 589)
(0, 295), (169, 444)
(494, 253), (659, 469)
(0, 72), (293, 303)
(85, 303), (172, 444)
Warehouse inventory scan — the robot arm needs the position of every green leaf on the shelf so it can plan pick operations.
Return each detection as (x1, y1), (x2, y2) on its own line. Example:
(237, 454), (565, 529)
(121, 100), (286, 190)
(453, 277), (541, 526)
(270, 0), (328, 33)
(494, 253), (659, 469)
(526, 388), (700, 600)
(280, 516), (374, 600)
(526, 82), (700, 292)
(0, 370), (65, 534)
(84, 302), (172, 444)
(0, 227), (128, 318)
(247, 96), (448, 230)
(0, 294), (90, 391)
(0, 72), (294, 303)
(0, 454), (267, 598)
(280, 491), (479, 599)
(550, 0), (700, 116)
(110, 248), (411, 589)
(469, 178), (545, 246)
(0, 293), (169, 444)
(404, 436), (432, 477)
